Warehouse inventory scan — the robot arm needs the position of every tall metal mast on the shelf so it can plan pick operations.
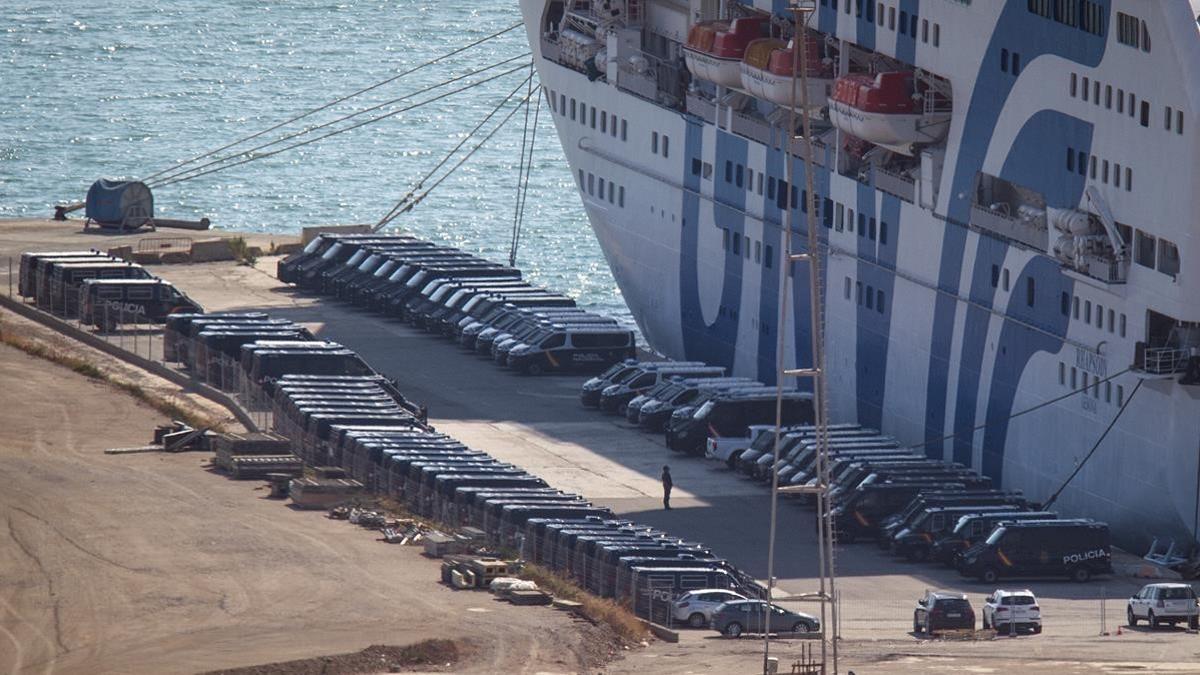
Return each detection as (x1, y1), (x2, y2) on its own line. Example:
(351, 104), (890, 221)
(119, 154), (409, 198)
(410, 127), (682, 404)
(762, 0), (838, 672)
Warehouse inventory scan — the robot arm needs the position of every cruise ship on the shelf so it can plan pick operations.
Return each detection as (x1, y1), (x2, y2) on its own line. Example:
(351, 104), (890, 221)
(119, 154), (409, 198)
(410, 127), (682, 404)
(519, 0), (1200, 553)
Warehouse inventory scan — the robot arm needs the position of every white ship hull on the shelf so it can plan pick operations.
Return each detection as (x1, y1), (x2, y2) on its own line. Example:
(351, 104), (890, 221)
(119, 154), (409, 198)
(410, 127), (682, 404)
(521, 0), (1200, 553)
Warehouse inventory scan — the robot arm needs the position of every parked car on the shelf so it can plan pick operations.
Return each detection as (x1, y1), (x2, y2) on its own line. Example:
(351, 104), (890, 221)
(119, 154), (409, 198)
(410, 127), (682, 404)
(1127, 583), (1199, 629)
(671, 589), (747, 628)
(981, 589), (1041, 634)
(913, 590), (975, 635)
(711, 599), (819, 638)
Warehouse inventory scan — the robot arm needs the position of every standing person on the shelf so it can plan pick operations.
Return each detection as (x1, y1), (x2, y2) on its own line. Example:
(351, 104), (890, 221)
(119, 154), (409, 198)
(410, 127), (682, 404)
(661, 465), (673, 510)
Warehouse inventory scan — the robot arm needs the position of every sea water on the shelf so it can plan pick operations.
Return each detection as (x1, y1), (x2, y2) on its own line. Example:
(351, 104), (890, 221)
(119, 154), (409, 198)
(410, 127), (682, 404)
(0, 1), (632, 324)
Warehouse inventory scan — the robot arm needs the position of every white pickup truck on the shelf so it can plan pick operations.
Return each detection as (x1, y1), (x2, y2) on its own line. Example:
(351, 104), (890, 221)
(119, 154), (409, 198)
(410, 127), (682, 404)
(704, 424), (775, 467)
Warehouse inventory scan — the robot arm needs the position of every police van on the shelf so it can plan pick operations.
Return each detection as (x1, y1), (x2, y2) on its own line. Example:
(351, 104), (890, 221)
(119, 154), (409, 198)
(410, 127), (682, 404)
(78, 279), (203, 329)
(957, 519), (1111, 583)
(45, 261), (150, 315)
(18, 250), (107, 297)
(505, 325), (637, 375)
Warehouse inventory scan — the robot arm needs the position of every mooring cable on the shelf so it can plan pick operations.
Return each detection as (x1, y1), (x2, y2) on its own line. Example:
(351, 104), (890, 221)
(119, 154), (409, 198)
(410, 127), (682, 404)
(149, 54), (531, 188)
(141, 21), (524, 183)
(150, 62), (531, 190)
(373, 73), (534, 231)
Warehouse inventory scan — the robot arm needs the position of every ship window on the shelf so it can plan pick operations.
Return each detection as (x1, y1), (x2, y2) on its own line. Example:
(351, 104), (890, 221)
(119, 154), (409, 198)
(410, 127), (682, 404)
(835, 203), (844, 231)
(879, 221), (888, 244)
(1117, 384), (1124, 406)
(1073, 296), (1079, 319)
(1158, 238), (1181, 277)
(1084, 300), (1092, 323)
(765, 245), (774, 269)
(618, 186), (625, 207)
(1140, 100), (1150, 127)
(778, 180), (791, 210)
(611, 117), (618, 138)
(1011, 53), (1021, 75)
(703, 162), (712, 179)
(732, 233), (741, 255)
(663, 135), (669, 158)
(1081, 77), (1089, 101)
(909, 14), (917, 37)
(1105, 85), (1112, 109)
(844, 277), (852, 299)
(791, 186), (799, 209)
(570, 98), (577, 121)
(1089, 155), (1096, 179)
(1070, 367), (1077, 389)
(1026, 277), (1035, 307)
(587, 173), (594, 195)
(755, 240), (762, 263)
(888, 6), (895, 30)
(692, 158), (702, 176)
(824, 198), (834, 228)
(578, 169), (584, 187)
(1120, 313), (1126, 337)
(723, 228), (730, 251)
(1114, 163), (1121, 188)
(1102, 160), (1109, 183)
(1107, 309), (1115, 332)
(858, 213), (866, 237)
(854, 0), (862, 18)
(1093, 378), (1100, 399)
(856, 281), (863, 304)
(608, 182), (615, 203)
(866, 285), (874, 309)
(933, 23), (940, 47)
(922, 18), (929, 42)
(1177, 110), (1184, 134)
(589, 106), (596, 128)
(1117, 89), (1124, 113)
(1128, 92), (1136, 117)
(580, 102), (586, 124)
(1134, 230), (1156, 268)
(877, 3), (884, 26)
(1069, 73), (1077, 97)
(651, 131), (659, 154)
(621, 119), (627, 141)
(1105, 381), (1112, 403)
(877, 289), (885, 313)
(1066, 148), (1074, 172)
(767, 177), (776, 200)
(598, 177), (605, 197)
(847, 208), (855, 232)
(559, 93), (565, 114)
(1125, 167), (1132, 191)
(756, 173), (763, 195)
(1000, 49), (1009, 72)
(744, 236), (750, 258)
(747, 168), (754, 189)
(1060, 291), (1070, 316)
(1165, 106), (1172, 131)
(869, 217), (877, 240)
(735, 164), (744, 188)
(725, 161), (733, 183)
(1092, 81), (1099, 104)
(1059, 362), (1065, 385)
(900, 11), (908, 32)
(1095, 303), (1103, 327)
(1002, 268), (1010, 291)
(600, 110), (606, 132)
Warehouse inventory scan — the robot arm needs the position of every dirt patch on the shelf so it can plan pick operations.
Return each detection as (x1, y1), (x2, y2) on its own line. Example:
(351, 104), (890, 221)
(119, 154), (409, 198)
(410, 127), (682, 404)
(199, 640), (465, 675)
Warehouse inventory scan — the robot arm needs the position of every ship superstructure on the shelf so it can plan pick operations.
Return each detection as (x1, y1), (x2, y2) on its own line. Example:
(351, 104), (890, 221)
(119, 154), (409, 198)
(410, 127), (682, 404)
(520, 0), (1200, 551)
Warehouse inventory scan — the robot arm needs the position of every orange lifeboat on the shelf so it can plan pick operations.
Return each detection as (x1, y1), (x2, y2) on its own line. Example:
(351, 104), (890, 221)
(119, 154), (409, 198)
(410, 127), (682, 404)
(827, 72), (951, 154)
(738, 34), (834, 111)
(683, 16), (772, 89)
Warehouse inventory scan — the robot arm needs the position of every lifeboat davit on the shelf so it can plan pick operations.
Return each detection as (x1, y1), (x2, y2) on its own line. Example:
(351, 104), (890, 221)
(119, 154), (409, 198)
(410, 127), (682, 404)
(738, 36), (835, 111)
(684, 16), (772, 89)
(827, 72), (951, 155)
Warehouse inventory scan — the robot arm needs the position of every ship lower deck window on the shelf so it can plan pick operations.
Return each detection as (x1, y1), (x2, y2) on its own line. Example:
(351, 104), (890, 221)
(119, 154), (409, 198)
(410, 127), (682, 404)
(754, 240), (762, 263)
(570, 98), (577, 121)
(1060, 292), (1070, 316)
(662, 135), (670, 158)
(768, 177), (776, 200)
(723, 228), (730, 251)
(1070, 367), (1077, 389)
(1140, 100), (1150, 127)
(856, 281), (863, 304)
(1107, 309), (1115, 332)
(618, 186), (625, 207)
(1084, 300), (1091, 323)
(1158, 238), (1181, 277)
(1134, 230), (1156, 269)
(933, 24), (940, 47)
(1026, 277), (1035, 307)
(869, 217), (877, 240)
(651, 131), (658, 154)
(692, 158), (702, 176)
(1002, 268), (1010, 291)
(765, 245), (774, 269)
(735, 164), (744, 188)
(732, 233), (740, 256)
(1095, 303), (1103, 328)
(844, 277), (852, 300)
(1117, 89), (1124, 113)
(1120, 314), (1126, 337)
(621, 120), (627, 141)
(866, 285), (874, 309)
(922, 19), (929, 42)
(590, 106), (596, 129)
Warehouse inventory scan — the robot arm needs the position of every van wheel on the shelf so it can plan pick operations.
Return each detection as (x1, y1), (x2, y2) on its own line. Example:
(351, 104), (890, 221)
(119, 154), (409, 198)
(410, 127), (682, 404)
(526, 362), (544, 375)
(724, 622), (743, 638)
(1189, 616), (1198, 630)
(905, 547), (928, 563)
(726, 452), (741, 469)
(1127, 606), (1138, 627)
(688, 613), (706, 628)
(1149, 611), (1159, 629)
(979, 567), (999, 584)
(913, 612), (922, 633)
(1070, 566), (1091, 583)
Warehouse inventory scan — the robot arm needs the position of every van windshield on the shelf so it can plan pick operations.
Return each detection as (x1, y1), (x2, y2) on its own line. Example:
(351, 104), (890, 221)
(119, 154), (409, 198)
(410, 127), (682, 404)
(302, 238), (324, 253)
(1162, 587), (1197, 600)
(320, 243), (343, 259)
(693, 400), (715, 419)
(986, 527), (1006, 545)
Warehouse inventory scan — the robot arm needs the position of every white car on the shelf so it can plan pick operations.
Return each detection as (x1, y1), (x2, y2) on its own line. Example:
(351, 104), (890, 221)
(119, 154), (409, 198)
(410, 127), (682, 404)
(981, 589), (1042, 634)
(671, 589), (747, 628)
(1127, 583), (1199, 629)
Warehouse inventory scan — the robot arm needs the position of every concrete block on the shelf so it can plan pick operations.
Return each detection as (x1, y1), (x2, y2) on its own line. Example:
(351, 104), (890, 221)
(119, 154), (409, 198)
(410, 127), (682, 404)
(160, 251), (191, 265)
(272, 242), (304, 256)
(301, 224), (370, 245)
(131, 251), (161, 265)
(107, 245), (134, 261)
(188, 238), (236, 263)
